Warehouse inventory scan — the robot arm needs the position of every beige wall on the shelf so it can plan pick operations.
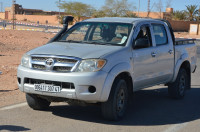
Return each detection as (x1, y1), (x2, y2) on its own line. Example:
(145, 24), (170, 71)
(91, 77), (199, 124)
(168, 20), (199, 32)
(15, 14), (58, 24)
(4, 12), (59, 24)
(1, 11), (199, 32)
(4, 12), (90, 24)
(0, 12), (5, 19)
(4, 12), (90, 25)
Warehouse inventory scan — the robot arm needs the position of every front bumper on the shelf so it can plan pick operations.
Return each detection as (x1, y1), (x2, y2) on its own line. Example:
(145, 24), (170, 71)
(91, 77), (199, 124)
(17, 65), (108, 103)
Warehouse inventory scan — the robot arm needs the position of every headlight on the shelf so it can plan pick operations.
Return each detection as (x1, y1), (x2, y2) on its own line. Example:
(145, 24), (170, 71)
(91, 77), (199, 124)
(21, 54), (31, 68)
(76, 59), (106, 72)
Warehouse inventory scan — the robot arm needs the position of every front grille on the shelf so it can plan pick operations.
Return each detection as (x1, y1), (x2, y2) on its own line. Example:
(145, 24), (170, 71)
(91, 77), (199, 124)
(55, 58), (77, 63)
(24, 78), (75, 89)
(53, 66), (72, 72)
(30, 55), (80, 72)
(32, 64), (46, 70)
(32, 57), (48, 61)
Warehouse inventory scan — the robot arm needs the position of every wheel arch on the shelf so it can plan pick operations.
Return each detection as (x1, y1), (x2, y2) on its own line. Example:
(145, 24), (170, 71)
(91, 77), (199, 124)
(172, 60), (191, 88)
(100, 63), (133, 102)
(115, 72), (133, 97)
(180, 61), (191, 89)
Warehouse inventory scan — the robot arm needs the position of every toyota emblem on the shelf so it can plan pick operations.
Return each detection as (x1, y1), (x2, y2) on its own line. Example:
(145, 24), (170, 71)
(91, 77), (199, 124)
(45, 58), (54, 66)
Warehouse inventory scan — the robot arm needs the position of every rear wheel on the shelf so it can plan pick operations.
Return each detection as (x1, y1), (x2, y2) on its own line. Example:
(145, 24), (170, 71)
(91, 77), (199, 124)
(26, 93), (51, 110)
(168, 68), (189, 99)
(101, 78), (129, 120)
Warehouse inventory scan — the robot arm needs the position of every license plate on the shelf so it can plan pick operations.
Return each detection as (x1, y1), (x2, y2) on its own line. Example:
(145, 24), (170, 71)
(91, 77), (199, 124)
(34, 84), (61, 93)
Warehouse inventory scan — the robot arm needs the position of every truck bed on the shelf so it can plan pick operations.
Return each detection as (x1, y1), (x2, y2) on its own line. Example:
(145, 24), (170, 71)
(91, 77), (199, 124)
(174, 38), (197, 74)
(175, 38), (196, 45)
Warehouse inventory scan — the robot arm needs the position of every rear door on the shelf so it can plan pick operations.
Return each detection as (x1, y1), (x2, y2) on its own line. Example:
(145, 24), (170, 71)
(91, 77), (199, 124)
(151, 23), (174, 83)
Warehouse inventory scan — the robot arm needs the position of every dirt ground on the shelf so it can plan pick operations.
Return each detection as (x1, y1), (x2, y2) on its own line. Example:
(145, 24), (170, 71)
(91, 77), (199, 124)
(0, 30), (54, 107)
(174, 32), (200, 39)
(0, 30), (199, 108)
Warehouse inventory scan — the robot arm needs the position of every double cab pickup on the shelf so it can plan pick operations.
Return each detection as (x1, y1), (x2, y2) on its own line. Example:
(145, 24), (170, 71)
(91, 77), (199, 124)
(17, 17), (197, 120)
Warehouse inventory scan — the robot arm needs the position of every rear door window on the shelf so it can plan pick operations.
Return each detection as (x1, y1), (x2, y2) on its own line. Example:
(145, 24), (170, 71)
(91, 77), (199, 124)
(152, 24), (168, 46)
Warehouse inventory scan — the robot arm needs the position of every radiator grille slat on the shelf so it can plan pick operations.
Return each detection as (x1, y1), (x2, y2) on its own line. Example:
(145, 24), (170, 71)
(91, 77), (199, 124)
(30, 55), (80, 72)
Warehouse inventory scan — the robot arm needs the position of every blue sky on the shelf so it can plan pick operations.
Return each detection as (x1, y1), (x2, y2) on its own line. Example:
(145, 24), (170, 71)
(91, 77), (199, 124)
(0, 0), (200, 12)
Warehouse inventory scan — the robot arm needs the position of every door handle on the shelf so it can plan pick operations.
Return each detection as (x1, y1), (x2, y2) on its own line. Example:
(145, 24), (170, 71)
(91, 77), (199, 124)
(151, 52), (156, 57)
(168, 50), (173, 54)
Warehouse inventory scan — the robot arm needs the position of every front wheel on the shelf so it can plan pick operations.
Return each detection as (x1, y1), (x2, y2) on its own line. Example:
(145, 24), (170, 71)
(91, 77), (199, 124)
(101, 78), (129, 120)
(168, 68), (189, 99)
(26, 93), (51, 110)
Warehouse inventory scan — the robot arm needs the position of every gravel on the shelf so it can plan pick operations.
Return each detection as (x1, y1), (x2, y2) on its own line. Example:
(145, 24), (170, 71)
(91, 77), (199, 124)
(0, 30), (54, 107)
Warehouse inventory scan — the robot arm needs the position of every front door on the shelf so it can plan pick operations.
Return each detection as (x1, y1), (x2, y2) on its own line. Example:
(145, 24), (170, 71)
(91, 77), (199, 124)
(132, 24), (158, 91)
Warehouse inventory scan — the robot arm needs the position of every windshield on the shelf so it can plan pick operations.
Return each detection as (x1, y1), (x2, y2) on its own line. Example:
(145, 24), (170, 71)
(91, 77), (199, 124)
(58, 22), (133, 46)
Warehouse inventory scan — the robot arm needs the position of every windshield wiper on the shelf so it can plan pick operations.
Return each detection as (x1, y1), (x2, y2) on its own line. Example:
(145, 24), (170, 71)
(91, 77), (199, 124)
(58, 40), (119, 46)
(82, 41), (101, 44)
(82, 41), (114, 46)
(58, 40), (82, 43)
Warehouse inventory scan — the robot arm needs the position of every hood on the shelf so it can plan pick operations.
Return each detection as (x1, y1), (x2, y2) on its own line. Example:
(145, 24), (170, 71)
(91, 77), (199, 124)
(27, 42), (123, 59)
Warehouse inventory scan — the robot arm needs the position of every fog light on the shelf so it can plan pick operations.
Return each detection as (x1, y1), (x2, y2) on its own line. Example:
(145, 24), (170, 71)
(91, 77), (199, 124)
(88, 86), (96, 93)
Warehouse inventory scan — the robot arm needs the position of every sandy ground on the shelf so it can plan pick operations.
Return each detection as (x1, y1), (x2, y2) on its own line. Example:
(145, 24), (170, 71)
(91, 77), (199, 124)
(0, 30), (54, 107)
(0, 30), (199, 108)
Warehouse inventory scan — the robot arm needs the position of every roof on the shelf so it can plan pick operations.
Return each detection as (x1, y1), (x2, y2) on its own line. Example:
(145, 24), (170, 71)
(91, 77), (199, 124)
(83, 17), (162, 24)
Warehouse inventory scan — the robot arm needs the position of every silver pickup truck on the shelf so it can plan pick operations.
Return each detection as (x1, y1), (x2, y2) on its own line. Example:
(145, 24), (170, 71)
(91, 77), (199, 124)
(17, 17), (197, 120)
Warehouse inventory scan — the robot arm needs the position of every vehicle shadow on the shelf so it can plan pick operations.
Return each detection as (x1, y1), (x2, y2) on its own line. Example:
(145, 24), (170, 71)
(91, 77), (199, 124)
(0, 125), (30, 131)
(50, 87), (200, 126)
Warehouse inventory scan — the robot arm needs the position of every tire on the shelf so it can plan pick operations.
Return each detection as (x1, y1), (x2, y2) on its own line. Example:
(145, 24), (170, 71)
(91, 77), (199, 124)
(168, 68), (189, 99)
(26, 93), (51, 110)
(101, 78), (129, 120)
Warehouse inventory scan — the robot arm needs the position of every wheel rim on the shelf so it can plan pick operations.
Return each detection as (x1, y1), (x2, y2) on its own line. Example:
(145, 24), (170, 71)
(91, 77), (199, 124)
(116, 85), (126, 114)
(179, 74), (186, 95)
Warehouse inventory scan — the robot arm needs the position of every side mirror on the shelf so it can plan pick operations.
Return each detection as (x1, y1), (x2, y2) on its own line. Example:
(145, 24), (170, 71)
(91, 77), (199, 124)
(133, 38), (150, 49)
